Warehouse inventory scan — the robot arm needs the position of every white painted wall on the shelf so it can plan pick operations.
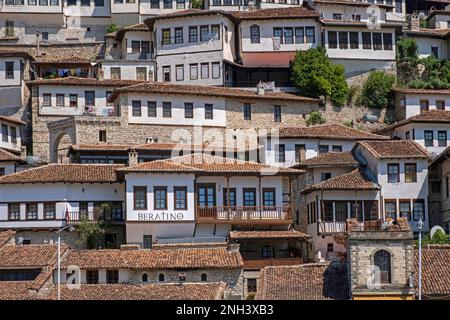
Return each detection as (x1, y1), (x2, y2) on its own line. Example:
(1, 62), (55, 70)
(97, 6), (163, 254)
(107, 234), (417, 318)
(0, 57), (23, 87)
(110, 1), (139, 13)
(101, 61), (155, 80)
(0, 119), (22, 152)
(316, 3), (387, 22)
(402, 93), (450, 119)
(0, 2), (63, 13)
(139, 0), (191, 15)
(0, 163), (16, 176)
(409, 36), (449, 60)
(63, 0), (112, 17)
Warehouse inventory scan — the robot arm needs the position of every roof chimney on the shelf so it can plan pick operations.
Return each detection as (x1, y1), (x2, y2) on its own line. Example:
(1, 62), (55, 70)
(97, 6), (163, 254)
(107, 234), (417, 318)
(408, 14), (421, 31)
(128, 149), (138, 167)
(248, 0), (256, 11)
(257, 82), (265, 96)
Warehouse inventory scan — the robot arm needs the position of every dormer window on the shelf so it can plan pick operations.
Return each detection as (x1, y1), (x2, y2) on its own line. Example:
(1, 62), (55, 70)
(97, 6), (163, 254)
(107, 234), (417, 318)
(333, 13), (343, 20)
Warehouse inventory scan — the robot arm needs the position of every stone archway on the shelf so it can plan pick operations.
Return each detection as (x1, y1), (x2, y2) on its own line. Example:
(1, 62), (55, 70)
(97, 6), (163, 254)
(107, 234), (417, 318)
(48, 118), (77, 164)
(53, 132), (74, 163)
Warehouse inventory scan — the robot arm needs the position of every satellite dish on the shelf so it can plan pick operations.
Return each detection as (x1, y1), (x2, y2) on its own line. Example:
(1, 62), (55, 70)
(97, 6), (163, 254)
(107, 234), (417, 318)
(430, 225), (446, 239)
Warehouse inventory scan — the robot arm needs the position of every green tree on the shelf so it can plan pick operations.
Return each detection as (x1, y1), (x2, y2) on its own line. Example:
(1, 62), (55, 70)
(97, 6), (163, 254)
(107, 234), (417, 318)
(106, 24), (118, 34)
(359, 71), (396, 109)
(306, 111), (326, 126)
(76, 218), (106, 249)
(191, 0), (203, 8)
(291, 46), (348, 106)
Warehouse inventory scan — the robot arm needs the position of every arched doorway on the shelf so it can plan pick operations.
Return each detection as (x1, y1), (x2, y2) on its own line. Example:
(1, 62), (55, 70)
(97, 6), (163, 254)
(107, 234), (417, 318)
(374, 250), (392, 284)
(52, 132), (74, 163)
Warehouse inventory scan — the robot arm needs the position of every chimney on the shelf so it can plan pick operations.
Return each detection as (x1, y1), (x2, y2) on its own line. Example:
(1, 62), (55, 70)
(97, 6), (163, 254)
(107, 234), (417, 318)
(128, 149), (138, 167)
(248, 0), (256, 11)
(408, 14), (421, 31)
(256, 82), (265, 96)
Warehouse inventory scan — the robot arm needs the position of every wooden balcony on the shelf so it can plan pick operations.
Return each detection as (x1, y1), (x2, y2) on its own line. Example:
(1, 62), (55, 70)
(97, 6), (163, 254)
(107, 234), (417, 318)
(317, 220), (383, 235)
(195, 206), (292, 225)
(66, 211), (124, 224)
(242, 257), (303, 270)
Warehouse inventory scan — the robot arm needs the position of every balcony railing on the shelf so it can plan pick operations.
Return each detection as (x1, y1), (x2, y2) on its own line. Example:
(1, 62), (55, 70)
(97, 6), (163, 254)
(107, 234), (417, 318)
(242, 257), (303, 270)
(317, 220), (383, 235)
(66, 211), (124, 224)
(196, 206), (292, 224)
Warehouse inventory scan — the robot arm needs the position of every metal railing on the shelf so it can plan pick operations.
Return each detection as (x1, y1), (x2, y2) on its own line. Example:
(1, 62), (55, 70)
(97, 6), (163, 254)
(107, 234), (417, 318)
(66, 211), (124, 223)
(196, 206), (292, 221)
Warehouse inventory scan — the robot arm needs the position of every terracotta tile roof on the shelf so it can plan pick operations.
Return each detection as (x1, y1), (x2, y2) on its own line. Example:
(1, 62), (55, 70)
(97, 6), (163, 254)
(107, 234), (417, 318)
(296, 152), (359, 168)
(0, 230), (15, 249)
(232, 6), (320, 20)
(0, 164), (123, 184)
(356, 140), (431, 160)
(114, 23), (149, 41)
(0, 244), (67, 268)
(0, 115), (27, 126)
(302, 168), (380, 194)
(47, 282), (226, 300)
(376, 110), (450, 133)
(33, 56), (92, 65)
(415, 245), (450, 296)
(256, 263), (350, 300)
(27, 77), (145, 87)
(120, 153), (303, 175)
(0, 49), (34, 60)
(0, 281), (38, 300)
(0, 148), (22, 162)
(108, 82), (321, 104)
(393, 87), (450, 95)
(277, 123), (389, 140)
(229, 230), (310, 240)
(60, 246), (243, 269)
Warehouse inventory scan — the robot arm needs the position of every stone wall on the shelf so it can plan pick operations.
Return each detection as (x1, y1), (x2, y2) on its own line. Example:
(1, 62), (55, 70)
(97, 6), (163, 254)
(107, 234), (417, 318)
(348, 231), (414, 291)
(441, 159), (450, 232)
(14, 230), (81, 248)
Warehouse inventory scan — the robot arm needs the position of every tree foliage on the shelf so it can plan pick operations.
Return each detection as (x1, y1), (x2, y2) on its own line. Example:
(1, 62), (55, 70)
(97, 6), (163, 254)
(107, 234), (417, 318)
(359, 71), (396, 109)
(106, 24), (118, 34)
(419, 229), (450, 246)
(306, 111), (326, 126)
(397, 37), (450, 89)
(291, 46), (348, 106)
(76, 218), (106, 249)
(191, 0), (203, 8)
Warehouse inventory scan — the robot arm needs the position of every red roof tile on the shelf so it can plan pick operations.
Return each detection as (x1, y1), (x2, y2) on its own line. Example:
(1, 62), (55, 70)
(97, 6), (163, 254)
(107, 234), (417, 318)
(256, 263), (350, 300)
(0, 148), (22, 162)
(356, 140), (431, 159)
(0, 115), (27, 126)
(296, 152), (359, 168)
(0, 164), (123, 184)
(232, 6), (320, 20)
(376, 110), (450, 133)
(0, 230), (15, 249)
(415, 245), (450, 296)
(0, 281), (39, 300)
(0, 244), (67, 268)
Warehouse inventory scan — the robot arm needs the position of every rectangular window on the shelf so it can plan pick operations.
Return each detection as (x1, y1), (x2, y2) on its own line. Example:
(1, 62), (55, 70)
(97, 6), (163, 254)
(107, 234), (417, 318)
(86, 270), (99, 284)
(364, 201), (378, 221)
(42, 94), (51, 107)
(350, 32), (359, 49)
(436, 100), (445, 110)
(333, 13), (343, 20)
(328, 31), (337, 49)
(162, 29), (171, 45)
(131, 41), (140, 54)
(211, 62), (220, 79)
(321, 173), (331, 182)
(420, 100), (429, 113)
(174, 186), (187, 210)
(81, 0), (90, 5)
(176, 64), (184, 81)
(438, 131), (447, 147)
(150, 0), (159, 8)
(190, 64), (198, 80)
(405, 163), (417, 183)
(154, 186), (167, 210)
(163, 0), (172, 8)
(319, 145), (329, 154)
(362, 32), (372, 49)
(295, 144), (305, 163)
(94, 0), (103, 6)
(85, 91), (95, 106)
(201, 63), (209, 79)
(56, 94), (65, 107)
(247, 279), (257, 294)
(132, 100), (142, 117)
(399, 200), (411, 220)
(163, 66), (171, 82)
(284, 27), (293, 44)
(352, 14), (361, 21)
(385, 200), (397, 220)
(295, 27), (304, 44)
(335, 201), (347, 221)
(200, 25), (209, 41)
(262, 188), (276, 207)
(373, 33), (382, 50)
(143, 235), (152, 249)
(1, 125), (7, 143)
(44, 203), (56, 220)
(273, 105), (281, 123)
(243, 188), (256, 207)
(5, 62), (14, 79)
(189, 26), (198, 43)
(174, 27), (183, 44)
(10, 127), (16, 144)
(395, 0), (402, 13)
(147, 101), (157, 117)
(163, 102), (172, 118)
(176, 0), (185, 9)
(99, 130), (107, 143)
(322, 201), (333, 221)
(211, 24), (220, 40)
(110, 67), (121, 80)
(205, 104), (213, 120)
(276, 144), (285, 163)
(250, 25), (260, 44)
(339, 32), (348, 49)
(8, 204), (20, 221)
(224, 25), (228, 43)
(141, 41), (150, 54)
(383, 33), (393, 50)
(413, 199), (425, 221)
(273, 27), (283, 44)
(223, 188), (236, 207)
(133, 186), (147, 210)
(332, 145), (343, 152)
(184, 102), (193, 119)
(136, 67), (147, 81)
(243, 103), (251, 120)
(106, 270), (119, 284)
(387, 163), (400, 183)
(26, 203), (38, 220)
(424, 130), (434, 147)
(5, 21), (14, 37)
(305, 27), (315, 43)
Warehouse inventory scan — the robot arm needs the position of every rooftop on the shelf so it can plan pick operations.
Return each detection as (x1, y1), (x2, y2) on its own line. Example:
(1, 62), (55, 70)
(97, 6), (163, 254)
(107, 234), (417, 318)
(108, 81), (321, 104)
(119, 153), (303, 176)
(60, 245), (243, 269)
(302, 168), (380, 194)
(0, 115), (27, 126)
(0, 164), (124, 185)
(0, 230), (15, 249)
(356, 140), (431, 160)
(47, 282), (226, 300)
(27, 77), (145, 87)
(0, 281), (39, 300)
(256, 263), (350, 300)
(276, 124), (390, 140)
(415, 245), (450, 296)
(295, 151), (359, 168)
(376, 110), (450, 133)
(0, 148), (22, 163)
(0, 244), (67, 268)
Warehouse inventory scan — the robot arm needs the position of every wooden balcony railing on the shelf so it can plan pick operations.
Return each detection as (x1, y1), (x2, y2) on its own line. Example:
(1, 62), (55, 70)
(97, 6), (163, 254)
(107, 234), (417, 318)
(66, 211), (124, 224)
(317, 220), (383, 235)
(196, 206), (292, 224)
(242, 257), (303, 270)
